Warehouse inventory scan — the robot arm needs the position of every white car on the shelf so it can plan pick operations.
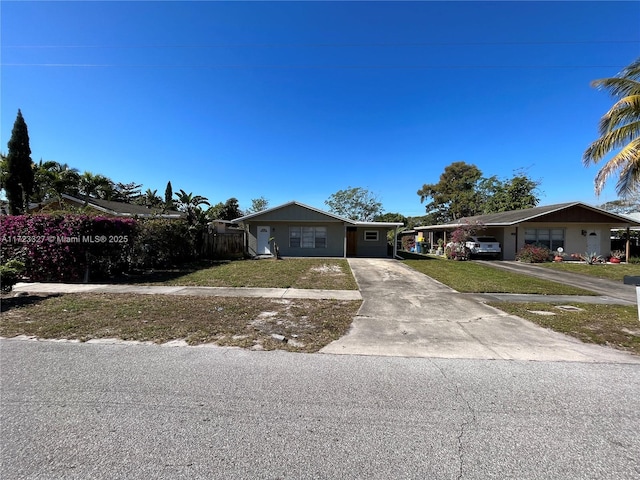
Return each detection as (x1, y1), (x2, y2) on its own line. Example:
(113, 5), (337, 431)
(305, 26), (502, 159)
(465, 236), (501, 258)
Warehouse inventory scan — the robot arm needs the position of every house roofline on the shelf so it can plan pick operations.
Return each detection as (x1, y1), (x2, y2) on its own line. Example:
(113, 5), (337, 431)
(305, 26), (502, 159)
(415, 202), (640, 230)
(234, 200), (362, 224)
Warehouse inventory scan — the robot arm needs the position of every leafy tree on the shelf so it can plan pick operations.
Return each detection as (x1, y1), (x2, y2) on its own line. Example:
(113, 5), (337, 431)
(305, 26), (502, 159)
(221, 197), (243, 220)
(374, 212), (407, 225)
(246, 196), (269, 214)
(583, 57), (640, 197)
(206, 202), (225, 221)
(164, 181), (174, 211)
(0, 154), (7, 193)
(206, 197), (243, 220)
(478, 172), (540, 213)
(325, 186), (383, 221)
(175, 189), (210, 226)
(417, 162), (482, 223)
(599, 192), (640, 214)
(5, 110), (34, 214)
(112, 182), (142, 203)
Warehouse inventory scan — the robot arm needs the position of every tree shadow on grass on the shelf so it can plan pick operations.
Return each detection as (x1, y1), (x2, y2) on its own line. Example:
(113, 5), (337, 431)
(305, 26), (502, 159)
(0, 293), (62, 313)
(108, 259), (234, 285)
(396, 252), (440, 261)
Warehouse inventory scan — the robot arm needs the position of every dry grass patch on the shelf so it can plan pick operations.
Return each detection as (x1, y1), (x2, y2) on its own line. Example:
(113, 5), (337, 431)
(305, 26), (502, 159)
(0, 293), (361, 353)
(489, 301), (640, 355)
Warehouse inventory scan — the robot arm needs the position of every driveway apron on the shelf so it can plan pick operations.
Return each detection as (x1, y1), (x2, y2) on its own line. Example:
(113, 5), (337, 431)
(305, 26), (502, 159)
(320, 258), (639, 363)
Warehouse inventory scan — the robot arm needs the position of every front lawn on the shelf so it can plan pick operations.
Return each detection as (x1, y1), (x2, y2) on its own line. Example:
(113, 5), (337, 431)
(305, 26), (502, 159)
(536, 261), (640, 282)
(399, 254), (595, 295)
(0, 293), (361, 353)
(122, 258), (358, 290)
(488, 301), (640, 355)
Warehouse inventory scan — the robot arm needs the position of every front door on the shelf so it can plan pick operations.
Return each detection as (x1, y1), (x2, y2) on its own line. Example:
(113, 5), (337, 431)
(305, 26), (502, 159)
(346, 227), (357, 256)
(257, 225), (271, 254)
(587, 230), (600, 254)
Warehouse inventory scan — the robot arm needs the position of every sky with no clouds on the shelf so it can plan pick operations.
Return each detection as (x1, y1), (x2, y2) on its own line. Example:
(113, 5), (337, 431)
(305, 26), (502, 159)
(1, 1), (639, 216)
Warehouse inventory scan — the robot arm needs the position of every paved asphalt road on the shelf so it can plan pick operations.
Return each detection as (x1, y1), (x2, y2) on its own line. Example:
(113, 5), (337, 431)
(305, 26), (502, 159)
(2, 339), (639, 479)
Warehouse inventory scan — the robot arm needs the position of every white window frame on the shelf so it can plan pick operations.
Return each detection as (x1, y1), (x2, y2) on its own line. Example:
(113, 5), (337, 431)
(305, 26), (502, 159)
(364, 230), (379, 242)
(289, 226), (327, 248)
(524, 228), (565, 251)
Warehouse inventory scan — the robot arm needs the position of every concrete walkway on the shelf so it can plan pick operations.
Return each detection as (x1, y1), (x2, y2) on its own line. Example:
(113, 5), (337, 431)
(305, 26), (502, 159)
(319, 258), (640, 363)
(11, 282), (362, 301)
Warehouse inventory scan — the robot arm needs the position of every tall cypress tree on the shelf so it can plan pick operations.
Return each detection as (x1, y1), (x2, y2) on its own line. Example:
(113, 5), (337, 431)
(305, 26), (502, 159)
(5, 110), (34, 214)
(164, 181), (173, 211)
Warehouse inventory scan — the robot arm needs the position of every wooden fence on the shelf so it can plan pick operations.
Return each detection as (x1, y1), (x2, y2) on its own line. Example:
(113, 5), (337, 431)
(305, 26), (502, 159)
(201, 231), (246, 259)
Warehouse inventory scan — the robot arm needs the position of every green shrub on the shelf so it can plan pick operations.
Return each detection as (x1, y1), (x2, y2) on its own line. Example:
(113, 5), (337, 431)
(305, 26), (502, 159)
(129, 218), (196, 269)
(1, 260), (25, 293)
(516, 244), (551, 263)
(628, 256), (640, 264)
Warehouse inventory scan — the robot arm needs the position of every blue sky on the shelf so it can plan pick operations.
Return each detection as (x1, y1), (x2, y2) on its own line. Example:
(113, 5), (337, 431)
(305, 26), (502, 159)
(1, 1), (639, 217)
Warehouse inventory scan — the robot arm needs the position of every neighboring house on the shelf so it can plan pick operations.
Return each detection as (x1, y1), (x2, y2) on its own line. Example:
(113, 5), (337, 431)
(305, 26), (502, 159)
(28, 194), (184, 219)
(207, 219), (244, 234)
(233, 201), (404, 258)
(415, 202), (640, 260)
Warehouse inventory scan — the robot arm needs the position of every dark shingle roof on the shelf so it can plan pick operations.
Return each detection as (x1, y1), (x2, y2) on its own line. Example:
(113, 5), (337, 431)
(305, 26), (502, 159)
(53, 194), (185, 218)
(416, 202), (640, 230)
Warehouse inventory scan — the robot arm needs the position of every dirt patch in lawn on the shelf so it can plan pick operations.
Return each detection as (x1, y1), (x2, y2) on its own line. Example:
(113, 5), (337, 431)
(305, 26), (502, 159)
(0, 292), (361, 353)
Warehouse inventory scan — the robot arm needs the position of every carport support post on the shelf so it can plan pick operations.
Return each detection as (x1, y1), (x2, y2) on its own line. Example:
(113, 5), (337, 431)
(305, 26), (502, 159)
(637, 286), (640, 322)
(393, 226), (398, 258)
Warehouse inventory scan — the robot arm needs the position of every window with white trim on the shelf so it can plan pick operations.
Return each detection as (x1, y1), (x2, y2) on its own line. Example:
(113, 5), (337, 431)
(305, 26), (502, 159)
(364, 230), (379, 241)
(289, 226), (327, 248)
(524, 228), (564, 251)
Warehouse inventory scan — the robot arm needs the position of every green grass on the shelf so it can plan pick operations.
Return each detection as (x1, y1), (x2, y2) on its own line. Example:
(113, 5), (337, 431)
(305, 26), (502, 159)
(0, 293), (361, 353)
(488, 301), (640, 355)
(536, 261), (640, 282)
(124, 258), (358, 290)
(399, 254), (595, 295)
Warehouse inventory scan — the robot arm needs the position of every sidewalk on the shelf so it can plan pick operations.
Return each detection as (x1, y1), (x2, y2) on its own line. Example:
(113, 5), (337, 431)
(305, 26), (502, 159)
(11, 282), (362, 301)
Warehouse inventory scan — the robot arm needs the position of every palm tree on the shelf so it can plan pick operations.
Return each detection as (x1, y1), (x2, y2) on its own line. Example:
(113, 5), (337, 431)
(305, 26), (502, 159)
(138, 188), (163, 208)
(175, 189), (210, 226)
(32, 161), (81, 203)
(583, 57), (640, 197)
(79, 171), (114, 203)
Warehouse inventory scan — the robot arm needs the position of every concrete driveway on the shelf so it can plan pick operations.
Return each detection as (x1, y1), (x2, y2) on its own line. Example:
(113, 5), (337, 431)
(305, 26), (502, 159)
(320, 258), (640, 363)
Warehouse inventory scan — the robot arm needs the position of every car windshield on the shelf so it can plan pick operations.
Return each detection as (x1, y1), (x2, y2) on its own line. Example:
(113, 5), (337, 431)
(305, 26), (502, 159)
(475, 237), (498, 242)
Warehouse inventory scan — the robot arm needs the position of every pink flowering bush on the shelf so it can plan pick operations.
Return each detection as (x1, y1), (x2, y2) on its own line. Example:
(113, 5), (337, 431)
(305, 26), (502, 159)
(0, 214), (136, 282)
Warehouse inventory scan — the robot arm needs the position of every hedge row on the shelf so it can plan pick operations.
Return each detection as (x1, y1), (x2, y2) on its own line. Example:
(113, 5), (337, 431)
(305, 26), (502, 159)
(0, 215), (199, 282)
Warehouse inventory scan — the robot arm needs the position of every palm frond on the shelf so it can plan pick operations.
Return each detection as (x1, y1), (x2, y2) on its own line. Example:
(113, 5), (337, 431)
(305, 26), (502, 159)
(593, 138), (640, 195)
(591, 78), (640, 98)
(583, 122), (640, 164)
(598, 94), (640, 134)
